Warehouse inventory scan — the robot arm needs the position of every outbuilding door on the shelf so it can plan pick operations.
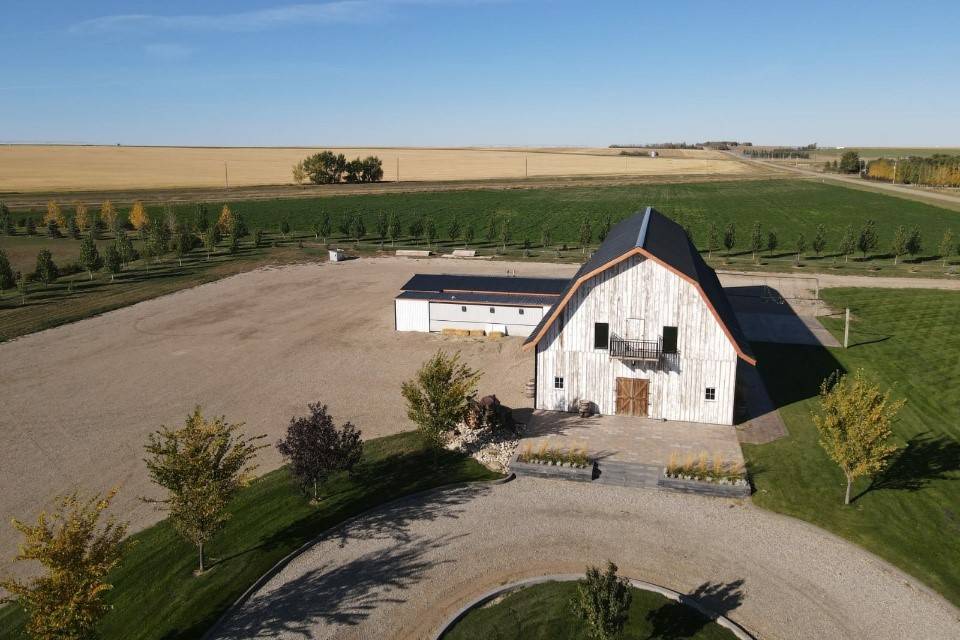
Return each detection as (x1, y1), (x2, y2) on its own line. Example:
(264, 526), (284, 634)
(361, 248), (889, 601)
(615, 378), (649, 417)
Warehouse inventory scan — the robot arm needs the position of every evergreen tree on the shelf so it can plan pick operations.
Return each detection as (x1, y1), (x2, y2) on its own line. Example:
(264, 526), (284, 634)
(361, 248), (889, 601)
(812, 224), (827, 257)
(279, 219), (291, 239)
(597, 215), (612, 243)
(0, 249), (14, 297)
(34, 249), (58, 288)
(45, 218), (61, 238)
(79, 233), (102, 280)
(766, 229), (779, 257)
(905, 226), (922, 262)
(67, 215), (80, 239)
(722, 222), (736, 259)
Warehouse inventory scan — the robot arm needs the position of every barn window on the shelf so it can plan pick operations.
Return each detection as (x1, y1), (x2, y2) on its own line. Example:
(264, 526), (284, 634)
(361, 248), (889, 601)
(519, 308), (524, 315)
(461, 306), (467, 312)
(489, 307), (495, 314)
(554, 376), (564, 389)
(705, 387), (716, 401)
(662, 326), (678, 353)
(594, 322), (609, 349)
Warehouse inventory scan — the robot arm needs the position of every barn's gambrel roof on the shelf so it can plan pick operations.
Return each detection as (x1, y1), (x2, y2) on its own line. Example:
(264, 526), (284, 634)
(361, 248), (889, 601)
(522, 207), (756, 365)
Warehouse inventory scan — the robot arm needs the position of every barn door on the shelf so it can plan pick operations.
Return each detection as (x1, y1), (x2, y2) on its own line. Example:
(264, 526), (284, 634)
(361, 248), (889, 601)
(615, 378), (649, 417)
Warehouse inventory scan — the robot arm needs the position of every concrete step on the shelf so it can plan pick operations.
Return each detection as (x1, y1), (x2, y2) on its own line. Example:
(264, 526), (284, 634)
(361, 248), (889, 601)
(593, 460), (661, 489)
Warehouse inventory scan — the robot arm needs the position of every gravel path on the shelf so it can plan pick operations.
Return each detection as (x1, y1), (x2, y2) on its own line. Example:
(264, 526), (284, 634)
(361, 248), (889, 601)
(212, 478), (959, 640)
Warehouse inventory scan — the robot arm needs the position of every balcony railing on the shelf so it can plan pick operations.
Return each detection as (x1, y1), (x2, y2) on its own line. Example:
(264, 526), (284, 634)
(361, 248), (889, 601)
(609, 335), (679, 364)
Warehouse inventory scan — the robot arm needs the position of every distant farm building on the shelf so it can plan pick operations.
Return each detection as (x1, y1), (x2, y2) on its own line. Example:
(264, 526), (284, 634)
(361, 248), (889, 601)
(394, 274), (567, 337)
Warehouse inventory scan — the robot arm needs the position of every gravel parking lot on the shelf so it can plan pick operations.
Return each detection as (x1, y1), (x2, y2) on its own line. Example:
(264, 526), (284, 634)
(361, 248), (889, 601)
(0, 257), (577, 580)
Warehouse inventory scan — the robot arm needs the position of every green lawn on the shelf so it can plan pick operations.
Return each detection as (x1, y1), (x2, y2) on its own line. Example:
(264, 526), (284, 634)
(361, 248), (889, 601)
(744, 288), (960, 606)
(0, 431), (500, 640)
(442, 581), (736, 640)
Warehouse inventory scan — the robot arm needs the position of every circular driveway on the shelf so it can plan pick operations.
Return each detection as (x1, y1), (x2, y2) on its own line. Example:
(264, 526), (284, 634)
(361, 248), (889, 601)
(211, 478), (959, 640)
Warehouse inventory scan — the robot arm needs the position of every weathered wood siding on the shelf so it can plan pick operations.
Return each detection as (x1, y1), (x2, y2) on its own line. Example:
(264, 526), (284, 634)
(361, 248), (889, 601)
(535, 255), (738, 425)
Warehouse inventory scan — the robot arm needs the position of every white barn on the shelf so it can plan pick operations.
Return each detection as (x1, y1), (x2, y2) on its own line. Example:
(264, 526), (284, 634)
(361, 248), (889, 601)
(523, 208), (756, 426)
(394, 274), (567, 337)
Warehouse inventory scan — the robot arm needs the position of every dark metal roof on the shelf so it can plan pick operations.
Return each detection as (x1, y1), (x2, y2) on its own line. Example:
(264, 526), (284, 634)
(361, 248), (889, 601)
(396, 290), (559, 306)
(523, 207), (755, 364)
(400, 274), (569, 296)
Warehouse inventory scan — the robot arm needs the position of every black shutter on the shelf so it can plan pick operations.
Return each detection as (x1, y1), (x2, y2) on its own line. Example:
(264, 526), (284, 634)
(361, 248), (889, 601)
(594, 322), (609, 349)
(662, 326), (678, 353)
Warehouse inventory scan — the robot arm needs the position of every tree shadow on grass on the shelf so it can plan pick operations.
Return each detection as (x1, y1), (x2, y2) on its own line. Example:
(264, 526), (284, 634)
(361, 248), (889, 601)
(856, 432), (960, 501)
(646, 579), (745, 640)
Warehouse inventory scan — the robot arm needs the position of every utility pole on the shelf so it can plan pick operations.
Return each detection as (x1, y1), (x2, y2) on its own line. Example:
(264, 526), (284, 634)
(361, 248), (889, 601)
(843, 307), (850, 348)
(224, 162), (229, 188)
(396, 156), (400, 183)
(892, 157), (898, 184)
(525, 154), (528, 178)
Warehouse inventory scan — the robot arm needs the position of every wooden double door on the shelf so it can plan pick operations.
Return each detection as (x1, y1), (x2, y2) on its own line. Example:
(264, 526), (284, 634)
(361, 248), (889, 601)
(615, 377), (649, 417)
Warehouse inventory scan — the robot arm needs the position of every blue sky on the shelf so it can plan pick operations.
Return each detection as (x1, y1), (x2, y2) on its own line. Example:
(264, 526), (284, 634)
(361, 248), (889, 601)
(1, 1), (957, 146)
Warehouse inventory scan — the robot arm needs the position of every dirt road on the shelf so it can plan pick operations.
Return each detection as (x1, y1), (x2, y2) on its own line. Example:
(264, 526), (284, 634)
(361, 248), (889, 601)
(211, 478), (960, 640)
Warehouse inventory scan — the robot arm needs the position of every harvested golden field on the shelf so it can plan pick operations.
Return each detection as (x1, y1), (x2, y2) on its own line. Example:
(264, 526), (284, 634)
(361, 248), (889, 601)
(0, 145), (753, 192)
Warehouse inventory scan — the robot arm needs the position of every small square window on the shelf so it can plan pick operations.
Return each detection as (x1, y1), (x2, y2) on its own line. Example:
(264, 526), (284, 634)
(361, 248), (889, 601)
(519, 308), (524, 315)
(461, 306), (467, 312)
(489, 307), (495, 314)
(554, 377), (564, 389)
(705, 387), (716, 401)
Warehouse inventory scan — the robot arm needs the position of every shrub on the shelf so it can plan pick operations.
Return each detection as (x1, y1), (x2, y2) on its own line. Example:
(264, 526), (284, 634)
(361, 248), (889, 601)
(571, 561), (632, 640)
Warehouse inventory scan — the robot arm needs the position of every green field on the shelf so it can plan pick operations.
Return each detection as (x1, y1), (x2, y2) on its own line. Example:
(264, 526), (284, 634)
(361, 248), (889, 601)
(743, 288), (960, 606)
(0, 431), (500, 640)
(808, 147), (960, 160)
(442, 580), (736, 640)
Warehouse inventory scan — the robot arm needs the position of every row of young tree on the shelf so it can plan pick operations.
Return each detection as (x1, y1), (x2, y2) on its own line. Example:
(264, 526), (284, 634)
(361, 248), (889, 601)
(866, 155), (960, 188)
(292, 151), (384, 185)
(697, 219), (957, 266)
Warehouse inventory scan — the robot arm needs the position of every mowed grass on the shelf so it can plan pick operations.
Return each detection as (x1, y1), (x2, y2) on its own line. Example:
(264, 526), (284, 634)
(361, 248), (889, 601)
(442, 581), (736, 640)
(0, 431), (501, 640)
(743, 288), (960, 606)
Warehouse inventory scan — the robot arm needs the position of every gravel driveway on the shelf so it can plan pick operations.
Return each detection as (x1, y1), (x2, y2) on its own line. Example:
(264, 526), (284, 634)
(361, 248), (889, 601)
(212, 478), (959, 640)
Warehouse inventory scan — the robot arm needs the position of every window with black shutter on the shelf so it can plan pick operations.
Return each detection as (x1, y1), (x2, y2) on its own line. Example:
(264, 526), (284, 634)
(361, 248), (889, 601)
(662, 326), (678, 353)
(594, 322), (609, 349)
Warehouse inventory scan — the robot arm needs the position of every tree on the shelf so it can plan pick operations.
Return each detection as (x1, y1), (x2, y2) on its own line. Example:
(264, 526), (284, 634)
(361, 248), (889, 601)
(143, 407), (266, 573)
(766, 229), (779, 257)
(540, 224), (552, 249)
(375, 211), (388, 249)
(46, 218), (62, 238)
(938, 229), (954, 267)
(498, 217), (511, 253)
(149, 218), (171, 263)
(0, 249), (14, 297)
(34, 249), (58, 288)
(597, 216), (612, 243)
(905, 225), (922, 262)
(204, 225), (221, 260)
(812, 370), (904, 505)
(812, 224), (827, 257)
(857, 219), (878, 260)
(401, 350), (481, 449)
(227, 230), (240, 255)
(570, 561), (632, 640)
(193, 203), (210, 234)
(217, 204), (234, 236)
(350, 212), (366, 247)
(100, 200), (118, 233)
(319, 211), (332, 243)
(484, 215), (497, 243)
(722, 222), (736, 259)
(337, 216), (351, 238)
(795, 232), (806, 263)
(302, 151), (347, 184)
(103, 244), (123, 281)
(0, 490), (129, 640)
(839, 224), (856, 263)
(275, 403), (363, 502)
(44, 200), (66, 228)
(26, 217), (37, 236)
(838, 150), (861, 174)
(579, 220), (592, 254)
(173, 225), (193, 266)
(16, 271), (28, 304)
(129, 201), (149, 231)
(74, 203), (89, 231)
(749, 221), (763, 264)
(344, 159), (364, 183)
(360, 156), (384, 182)
(67, 215), (80, 239)
(279, 219), (291, 239)
(388, 212), (402, 246)
(291, 161), (307, 186)
(253, 229), (264, 248)
(79, 234), (102, 280)
(114, 230), (135, 267)
(706, 222), (719, 258)
(890, 225), (908, 265)
(447, 218), (462, 245)
(422, 217), (436, 248)
(0, 201), (11, 235)
(232, 212), (248, 239)
(408, 217), (424, 244)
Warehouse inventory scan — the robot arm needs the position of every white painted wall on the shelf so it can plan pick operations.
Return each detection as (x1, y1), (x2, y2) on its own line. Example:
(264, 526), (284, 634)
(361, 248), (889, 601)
(535, 255), (738, 425)
(395, 299), (430, 332)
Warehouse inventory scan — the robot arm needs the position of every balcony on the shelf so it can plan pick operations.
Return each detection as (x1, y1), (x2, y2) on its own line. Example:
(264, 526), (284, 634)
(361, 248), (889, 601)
(609, 335), (678, 364)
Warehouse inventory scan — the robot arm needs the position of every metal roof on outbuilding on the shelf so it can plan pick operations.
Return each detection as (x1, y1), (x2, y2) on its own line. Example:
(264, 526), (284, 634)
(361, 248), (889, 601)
(396, 290), (560, 307)
(400, 274), (569, 296)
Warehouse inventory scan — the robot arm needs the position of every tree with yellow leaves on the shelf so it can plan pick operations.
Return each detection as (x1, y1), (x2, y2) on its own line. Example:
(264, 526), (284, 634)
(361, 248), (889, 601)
(217, 204), (234, 236)
(813, 369), (904, 505)
(0, 490), (130, 640)
(143, 407), (266, 573)
(99, 200), (117, 232)
(44, 201), (66, 228)
(128, 201), (149, 231)
(74, 202), (89, 231)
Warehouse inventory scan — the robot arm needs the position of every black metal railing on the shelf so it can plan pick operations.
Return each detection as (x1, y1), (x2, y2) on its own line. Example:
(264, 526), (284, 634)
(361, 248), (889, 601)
(610, 336), (661, 361)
